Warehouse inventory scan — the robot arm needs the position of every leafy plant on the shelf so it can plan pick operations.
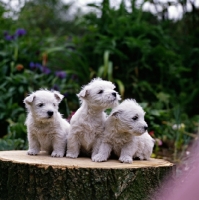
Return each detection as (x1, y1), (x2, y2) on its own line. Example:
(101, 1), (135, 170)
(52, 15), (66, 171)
(0, 26), (80, 147)
(97, 50), (125, 97)
(0, 0), (199, 162)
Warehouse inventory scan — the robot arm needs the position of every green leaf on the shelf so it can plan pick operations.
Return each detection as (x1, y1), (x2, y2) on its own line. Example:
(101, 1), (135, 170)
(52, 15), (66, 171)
(98, 65), (105, 77)
(115, 79), (125, 97)
(44, 46), (65, 54)
(156, 92), (170, 104)
(107, 61), (113, 81)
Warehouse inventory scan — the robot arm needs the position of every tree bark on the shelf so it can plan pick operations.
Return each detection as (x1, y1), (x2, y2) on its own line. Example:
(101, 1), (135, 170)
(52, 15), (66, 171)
(0, 151), (174, 200)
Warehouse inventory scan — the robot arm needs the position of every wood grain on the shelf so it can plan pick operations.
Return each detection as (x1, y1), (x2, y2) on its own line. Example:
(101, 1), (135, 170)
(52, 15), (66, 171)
(0, 150), (173, 169)
(0, 151), (175, 200)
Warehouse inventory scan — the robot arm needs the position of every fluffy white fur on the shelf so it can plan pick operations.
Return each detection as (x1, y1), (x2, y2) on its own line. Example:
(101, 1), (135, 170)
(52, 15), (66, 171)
(24, 89), (70, 157)
(92, 99), (154, 163)
(66, 78), (121, 159)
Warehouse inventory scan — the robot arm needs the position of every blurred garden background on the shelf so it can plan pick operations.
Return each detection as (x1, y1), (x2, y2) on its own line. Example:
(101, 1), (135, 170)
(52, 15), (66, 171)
(0, 0), (198, 164)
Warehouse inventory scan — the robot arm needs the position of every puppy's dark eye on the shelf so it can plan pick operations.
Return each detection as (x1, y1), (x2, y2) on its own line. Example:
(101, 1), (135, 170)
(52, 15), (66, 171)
(53, 103), (56, 107)
(132, 116), (138, 121)
(38, 103), (44, 107)
(98, 90), (103, 94)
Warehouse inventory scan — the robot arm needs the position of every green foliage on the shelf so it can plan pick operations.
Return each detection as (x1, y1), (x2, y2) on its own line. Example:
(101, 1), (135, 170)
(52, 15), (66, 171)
(78, 2), (187, 107)
(0, 17), (80, 148)
(0, 0), (198, 162)
(0, 113), (27, 150)
(97, 50), (125, 97)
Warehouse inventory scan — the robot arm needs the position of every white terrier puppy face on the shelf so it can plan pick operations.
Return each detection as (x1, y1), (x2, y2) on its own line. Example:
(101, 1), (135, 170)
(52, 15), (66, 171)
(24, 89), (64, 122)
(110, 99), (148, 136)
(77, 78), (121, 109)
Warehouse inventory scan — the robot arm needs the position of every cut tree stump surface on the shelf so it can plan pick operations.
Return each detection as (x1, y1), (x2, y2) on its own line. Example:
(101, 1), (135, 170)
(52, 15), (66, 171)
(0, 151), (174, 200)
(0, 150), (173, 169)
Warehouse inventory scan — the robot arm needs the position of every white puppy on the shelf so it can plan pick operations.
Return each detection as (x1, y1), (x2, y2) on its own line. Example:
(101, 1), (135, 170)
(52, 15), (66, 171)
(92, 99), (154, 163)
(24, 89), (70, 157)
(66, 78), (121, 159)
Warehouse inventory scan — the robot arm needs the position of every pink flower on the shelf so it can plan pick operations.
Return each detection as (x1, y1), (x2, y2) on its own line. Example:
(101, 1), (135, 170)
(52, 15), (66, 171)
(67, 111), (76, 122)
(149, 131), (155, 137)
(156, 138), (163, 146)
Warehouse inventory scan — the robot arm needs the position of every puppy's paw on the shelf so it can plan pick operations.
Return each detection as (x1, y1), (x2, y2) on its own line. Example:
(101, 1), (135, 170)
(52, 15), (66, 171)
(138, 157), (144, 160)
(51, 151), (64, 157)
(27, 149), (39, 156)
(136, 154), (150, 160)
(92, 154), (108, 162)
(143, 156), (150, 160)
(134, 155), (144, 160)
(66, 152), (78, 158)
(119, 156), (132, 163)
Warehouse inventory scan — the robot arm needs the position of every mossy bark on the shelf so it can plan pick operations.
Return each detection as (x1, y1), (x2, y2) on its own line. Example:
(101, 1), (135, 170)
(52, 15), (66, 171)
(0, 151), (174, 200)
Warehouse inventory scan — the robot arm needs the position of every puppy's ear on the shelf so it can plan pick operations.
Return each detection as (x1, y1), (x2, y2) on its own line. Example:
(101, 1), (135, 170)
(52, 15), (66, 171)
(53, 91), (64, 103)
(111, 110), (122, 119)
(23, 94), (35, 105)
(77, 88), (89, 98)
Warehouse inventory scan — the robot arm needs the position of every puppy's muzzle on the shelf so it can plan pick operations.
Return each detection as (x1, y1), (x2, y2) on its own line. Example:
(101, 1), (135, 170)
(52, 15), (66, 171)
(112, 92), (116, 97)
(144, 126), (148, 131)
(47, 111), (54, 117)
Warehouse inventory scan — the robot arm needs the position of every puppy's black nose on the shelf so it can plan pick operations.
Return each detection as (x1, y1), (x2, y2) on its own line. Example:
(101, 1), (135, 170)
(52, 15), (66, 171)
(47, 111), (54, 117)
(112, 92), (116, 97)
(144, 126), (148, 131)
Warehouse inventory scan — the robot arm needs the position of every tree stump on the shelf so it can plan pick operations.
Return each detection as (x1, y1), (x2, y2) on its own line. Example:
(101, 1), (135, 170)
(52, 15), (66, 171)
(0, 151), (174, 200)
